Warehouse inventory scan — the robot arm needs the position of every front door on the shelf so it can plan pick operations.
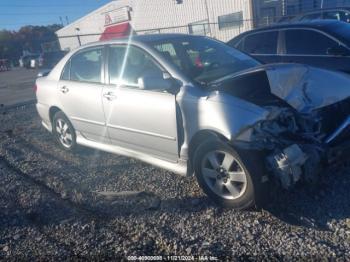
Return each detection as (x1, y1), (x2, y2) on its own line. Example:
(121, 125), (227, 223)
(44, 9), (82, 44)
(58, 46), (108, 142)
(102, 45), (179, 161)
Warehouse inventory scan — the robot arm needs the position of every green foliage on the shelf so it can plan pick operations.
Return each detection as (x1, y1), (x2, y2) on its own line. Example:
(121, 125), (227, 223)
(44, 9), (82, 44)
(0, 24), (63, 63)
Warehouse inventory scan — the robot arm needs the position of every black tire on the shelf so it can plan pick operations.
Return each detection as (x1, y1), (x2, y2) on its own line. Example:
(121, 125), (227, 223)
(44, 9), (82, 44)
(52, 111), (77, 151)
(193, 139), (269, 210)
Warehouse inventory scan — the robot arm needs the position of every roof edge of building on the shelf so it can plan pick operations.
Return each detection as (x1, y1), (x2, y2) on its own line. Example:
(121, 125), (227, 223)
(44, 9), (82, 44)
(56, 0), (119, 35)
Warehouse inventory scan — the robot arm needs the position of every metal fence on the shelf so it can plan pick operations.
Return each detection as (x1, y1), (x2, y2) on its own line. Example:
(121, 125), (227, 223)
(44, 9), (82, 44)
(55, 8), (349, 50)
(56, 18), (268, 50)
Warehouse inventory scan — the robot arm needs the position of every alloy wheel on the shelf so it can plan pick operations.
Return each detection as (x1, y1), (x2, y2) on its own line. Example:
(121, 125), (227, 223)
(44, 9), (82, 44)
(55, 118), (73, 149)
(201, 150), (247, 200)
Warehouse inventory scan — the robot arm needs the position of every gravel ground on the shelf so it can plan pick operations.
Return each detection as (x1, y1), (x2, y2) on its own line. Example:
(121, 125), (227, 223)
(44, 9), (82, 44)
(0, 68), (38, 107)
(0, 104), (349, 260)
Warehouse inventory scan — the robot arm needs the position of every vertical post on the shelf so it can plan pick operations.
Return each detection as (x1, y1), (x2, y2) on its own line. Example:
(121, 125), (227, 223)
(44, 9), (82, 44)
(321, 0), (324, 9)
(204, 0), (211, 36)
(75, 28), (81, 46)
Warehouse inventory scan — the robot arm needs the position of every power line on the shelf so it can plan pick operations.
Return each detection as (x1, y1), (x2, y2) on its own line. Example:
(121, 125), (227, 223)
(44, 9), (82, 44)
(0, 21), (60, 26)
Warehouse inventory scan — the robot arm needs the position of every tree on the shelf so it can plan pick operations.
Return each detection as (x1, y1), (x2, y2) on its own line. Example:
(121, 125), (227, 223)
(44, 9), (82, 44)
(0, 24), (62, 63)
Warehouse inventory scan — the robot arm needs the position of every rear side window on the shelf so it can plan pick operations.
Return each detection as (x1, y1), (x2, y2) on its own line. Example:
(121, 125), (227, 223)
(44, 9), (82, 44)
(285, 29), (339, 55)
(243, 31), (278, 54)
(61, 60), (70, 80)
(69, 48), (103, 83)
(324, 11), (350, 23)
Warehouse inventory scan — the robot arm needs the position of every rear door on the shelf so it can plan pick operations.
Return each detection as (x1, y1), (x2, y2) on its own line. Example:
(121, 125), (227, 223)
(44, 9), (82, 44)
(57, 46), (109, 142)
(240, 30), (281, 64)
(281, 29), (350, 73)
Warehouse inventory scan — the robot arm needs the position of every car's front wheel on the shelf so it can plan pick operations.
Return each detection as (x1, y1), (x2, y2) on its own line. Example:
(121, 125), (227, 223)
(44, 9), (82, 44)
(193, 139), (267, 210)
(52, 111), (77, 151)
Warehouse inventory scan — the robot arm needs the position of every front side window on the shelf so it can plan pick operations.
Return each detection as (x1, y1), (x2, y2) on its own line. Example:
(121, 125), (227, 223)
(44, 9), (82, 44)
(285, 29), (339, 55)
(218, 12), (243, 30)
(243, 31), (278, 54)
(108, 45), (163, 86)
(69, 48), (103, 83)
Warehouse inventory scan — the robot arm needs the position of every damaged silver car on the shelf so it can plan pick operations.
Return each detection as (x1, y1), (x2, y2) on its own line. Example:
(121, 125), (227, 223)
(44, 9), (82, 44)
(36, 34), (350, 210)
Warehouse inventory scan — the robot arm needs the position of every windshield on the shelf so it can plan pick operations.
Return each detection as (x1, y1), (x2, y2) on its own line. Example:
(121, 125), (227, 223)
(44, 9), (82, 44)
(149, 36), (260, 84)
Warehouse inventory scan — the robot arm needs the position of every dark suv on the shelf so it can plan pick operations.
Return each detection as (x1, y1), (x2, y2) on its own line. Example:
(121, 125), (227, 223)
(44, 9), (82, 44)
(286, 7), (350, 23)
(227, 20), (350, 73)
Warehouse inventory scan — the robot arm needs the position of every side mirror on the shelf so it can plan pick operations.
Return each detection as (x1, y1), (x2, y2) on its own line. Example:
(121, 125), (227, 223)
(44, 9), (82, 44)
(137, 72), (179, 92)
(37, 70), (50, 78)
(327, 45), (350, 56)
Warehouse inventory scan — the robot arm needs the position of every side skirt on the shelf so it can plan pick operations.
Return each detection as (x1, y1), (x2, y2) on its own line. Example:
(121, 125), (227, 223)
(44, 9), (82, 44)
(76, 134), (189, 176)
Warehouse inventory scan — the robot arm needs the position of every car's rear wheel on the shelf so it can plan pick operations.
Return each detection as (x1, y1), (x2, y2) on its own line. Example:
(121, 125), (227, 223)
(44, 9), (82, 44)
(193, 139), (267, 210)
(52, 111), (76, 151)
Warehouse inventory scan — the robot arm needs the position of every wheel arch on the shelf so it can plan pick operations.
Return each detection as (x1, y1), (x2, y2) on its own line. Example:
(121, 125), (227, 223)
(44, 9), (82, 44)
(188, 129), (228, 166)
(49, 106), (64, 124)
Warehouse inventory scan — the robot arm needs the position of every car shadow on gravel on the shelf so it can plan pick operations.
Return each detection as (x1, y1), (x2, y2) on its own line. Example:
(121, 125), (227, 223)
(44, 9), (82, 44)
(264, 164), (350, 230)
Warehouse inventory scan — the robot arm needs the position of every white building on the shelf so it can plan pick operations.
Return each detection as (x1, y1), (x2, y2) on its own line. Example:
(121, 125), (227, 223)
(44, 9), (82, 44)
(56, 0), (255, 51)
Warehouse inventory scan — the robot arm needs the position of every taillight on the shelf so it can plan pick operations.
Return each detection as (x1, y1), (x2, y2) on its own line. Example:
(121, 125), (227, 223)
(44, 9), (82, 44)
(33, 84), (37, 93)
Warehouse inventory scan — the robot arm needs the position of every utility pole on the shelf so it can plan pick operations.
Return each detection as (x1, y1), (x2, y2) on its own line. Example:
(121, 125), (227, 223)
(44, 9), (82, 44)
(59, 16), (64, 26)
(75, 28), (81, 46)
(204, 0), (211, 36)
(321, 0), (324, 9)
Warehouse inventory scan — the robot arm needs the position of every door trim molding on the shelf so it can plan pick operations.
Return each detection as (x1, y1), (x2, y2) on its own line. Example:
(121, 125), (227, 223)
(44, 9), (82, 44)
(71, 116), (105, 126)
(107, 124), (176, 141)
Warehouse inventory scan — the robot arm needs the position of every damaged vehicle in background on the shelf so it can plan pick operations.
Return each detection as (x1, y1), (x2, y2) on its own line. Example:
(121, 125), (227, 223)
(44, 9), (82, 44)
(35, 34), (350, 210)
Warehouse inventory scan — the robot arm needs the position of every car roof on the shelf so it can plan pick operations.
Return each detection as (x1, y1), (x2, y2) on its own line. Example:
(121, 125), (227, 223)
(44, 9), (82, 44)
(294, 6), (350, 14)
(230, 20), (346, 40)
(245, 19), (340, 33)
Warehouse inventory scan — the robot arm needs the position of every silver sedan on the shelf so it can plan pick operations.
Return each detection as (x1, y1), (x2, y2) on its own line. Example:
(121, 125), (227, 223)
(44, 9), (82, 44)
(36, 34), (350, 209)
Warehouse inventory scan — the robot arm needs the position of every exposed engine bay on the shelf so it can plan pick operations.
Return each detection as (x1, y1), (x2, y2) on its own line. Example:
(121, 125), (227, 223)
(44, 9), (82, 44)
(212, 64), (350, 189)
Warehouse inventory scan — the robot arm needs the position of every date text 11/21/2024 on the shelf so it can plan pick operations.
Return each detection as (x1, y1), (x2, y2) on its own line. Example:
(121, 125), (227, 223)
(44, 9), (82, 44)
(127, 255), (219, 261)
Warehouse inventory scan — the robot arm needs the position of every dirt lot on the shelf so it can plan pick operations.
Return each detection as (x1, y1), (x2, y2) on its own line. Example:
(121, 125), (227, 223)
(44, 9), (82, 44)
(0, 104), (349, 260)
(0, 68), (38, 107)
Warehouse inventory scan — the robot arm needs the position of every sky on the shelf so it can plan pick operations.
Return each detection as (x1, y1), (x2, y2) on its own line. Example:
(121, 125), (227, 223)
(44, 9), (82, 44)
(0, 0), (112, 31)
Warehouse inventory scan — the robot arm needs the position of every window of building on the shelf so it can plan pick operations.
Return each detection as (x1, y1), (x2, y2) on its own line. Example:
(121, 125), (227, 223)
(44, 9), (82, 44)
(108, 45), (162, 86)
(188, 20), (209, 35)
(70, 48), (103, 83)
(260, 7), (276, 25)
(285, 29), (339, 55)
(218, 12), (243, 30)
(287, 5), (297, 15)
(243, 31), (278, 54)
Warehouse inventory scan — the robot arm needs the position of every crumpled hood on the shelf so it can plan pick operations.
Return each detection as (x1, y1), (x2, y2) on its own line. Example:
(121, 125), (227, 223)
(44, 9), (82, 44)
(265, 63), (350, 113)
(214, 63), (350, 113)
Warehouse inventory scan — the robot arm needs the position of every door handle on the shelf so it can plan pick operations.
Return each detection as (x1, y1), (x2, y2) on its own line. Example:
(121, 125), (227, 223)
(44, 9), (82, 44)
(103, 92), (117, 100)
(60, 86), (69, 94)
